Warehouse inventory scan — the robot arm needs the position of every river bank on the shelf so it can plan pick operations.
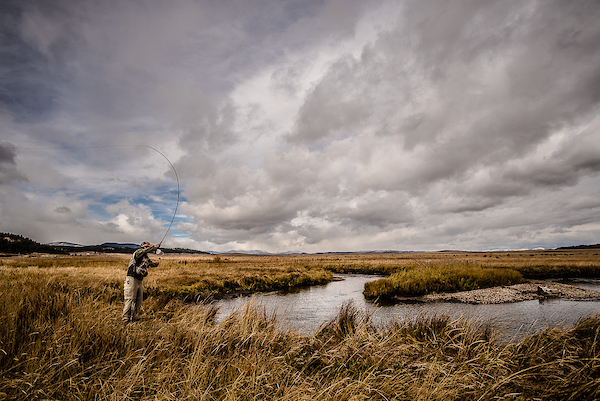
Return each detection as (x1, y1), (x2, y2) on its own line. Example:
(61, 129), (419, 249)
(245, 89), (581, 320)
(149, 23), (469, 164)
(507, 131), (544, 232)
(404, 279), (600, 304)
(2, 255), (600, 399)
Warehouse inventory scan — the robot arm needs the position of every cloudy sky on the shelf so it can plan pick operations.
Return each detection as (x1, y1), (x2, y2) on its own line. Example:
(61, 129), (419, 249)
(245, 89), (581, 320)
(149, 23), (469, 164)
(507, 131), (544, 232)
(1, 0), (599, 252)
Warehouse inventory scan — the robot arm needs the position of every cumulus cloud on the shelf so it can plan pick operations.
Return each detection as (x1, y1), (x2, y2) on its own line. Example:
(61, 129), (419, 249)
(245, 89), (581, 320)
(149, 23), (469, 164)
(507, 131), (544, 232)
(1, 0), (599, 251)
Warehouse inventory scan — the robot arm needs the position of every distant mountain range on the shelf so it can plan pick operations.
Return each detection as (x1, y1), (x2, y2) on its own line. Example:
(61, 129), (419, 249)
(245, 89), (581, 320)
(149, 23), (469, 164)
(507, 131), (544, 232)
(2, 232), (599, 255)
(47, 241), (149, 249)
(46, 241), (85, 248)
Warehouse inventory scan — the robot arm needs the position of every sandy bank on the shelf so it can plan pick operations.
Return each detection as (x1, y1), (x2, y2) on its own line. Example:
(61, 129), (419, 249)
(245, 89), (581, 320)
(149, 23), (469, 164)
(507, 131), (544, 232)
(395, 280), (600, 304)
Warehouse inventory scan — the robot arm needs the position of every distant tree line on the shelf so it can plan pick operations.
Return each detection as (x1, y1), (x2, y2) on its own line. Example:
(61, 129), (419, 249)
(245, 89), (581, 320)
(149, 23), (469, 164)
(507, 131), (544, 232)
(0, 233), (67, 255)
(557, 244), (600, 250)
(0, 233), (209, 255)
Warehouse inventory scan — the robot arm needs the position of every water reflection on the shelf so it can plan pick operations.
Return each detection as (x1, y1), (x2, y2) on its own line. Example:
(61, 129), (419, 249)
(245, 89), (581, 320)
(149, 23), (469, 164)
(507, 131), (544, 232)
(214, 274), (600, 341)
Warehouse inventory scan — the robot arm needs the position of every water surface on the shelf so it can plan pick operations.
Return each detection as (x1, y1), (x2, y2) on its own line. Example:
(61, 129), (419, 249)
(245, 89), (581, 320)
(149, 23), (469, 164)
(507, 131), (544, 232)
(215, 274), (600, 341)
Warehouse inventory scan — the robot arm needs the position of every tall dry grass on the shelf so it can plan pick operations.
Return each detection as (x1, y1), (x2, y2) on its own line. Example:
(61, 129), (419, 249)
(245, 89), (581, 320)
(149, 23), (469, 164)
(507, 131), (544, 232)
(1, 265), (599, 400)
(363, 262), (524, 299)
(0, 253), (333, 303)
(3, 249), (598, 295)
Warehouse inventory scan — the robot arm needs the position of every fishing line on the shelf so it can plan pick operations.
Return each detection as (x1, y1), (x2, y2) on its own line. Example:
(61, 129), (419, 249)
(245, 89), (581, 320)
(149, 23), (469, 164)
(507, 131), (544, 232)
(3, 144), (180, 245)
(144, 145), (180, 244)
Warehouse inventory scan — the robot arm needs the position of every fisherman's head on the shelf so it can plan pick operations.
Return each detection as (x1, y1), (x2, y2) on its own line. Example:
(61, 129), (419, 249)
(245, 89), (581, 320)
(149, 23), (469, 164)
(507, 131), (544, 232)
(141, 241), (152, 248)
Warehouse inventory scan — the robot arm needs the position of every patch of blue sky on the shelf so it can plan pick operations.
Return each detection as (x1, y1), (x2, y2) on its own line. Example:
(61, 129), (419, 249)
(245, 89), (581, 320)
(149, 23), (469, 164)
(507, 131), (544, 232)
(86, 201), (113, 221)
(81, 193), (125, 221)
(144, 184), (181, 211)
(142, 194), (183, 221)
(79, 192), (163, 218)
(166, 228), (189, 240)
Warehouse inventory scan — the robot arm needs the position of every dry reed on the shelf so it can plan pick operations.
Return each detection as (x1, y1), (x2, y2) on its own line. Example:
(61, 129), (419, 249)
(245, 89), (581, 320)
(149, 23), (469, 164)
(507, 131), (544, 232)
(1, 262), (599, 400)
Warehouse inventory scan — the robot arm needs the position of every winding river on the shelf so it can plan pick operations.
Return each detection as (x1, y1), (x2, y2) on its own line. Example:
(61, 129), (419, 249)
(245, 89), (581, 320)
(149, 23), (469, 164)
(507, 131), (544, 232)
(214, 274), (600, 341)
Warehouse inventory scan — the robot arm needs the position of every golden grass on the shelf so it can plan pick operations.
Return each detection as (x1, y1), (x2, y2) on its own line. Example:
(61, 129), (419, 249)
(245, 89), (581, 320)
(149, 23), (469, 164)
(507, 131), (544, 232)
(0, 253), (334, 302)
(2, 249), (599, 302)
(1, 265), (599, 400)
(363, 262), (524, 299)
(320, 249), (600, 275)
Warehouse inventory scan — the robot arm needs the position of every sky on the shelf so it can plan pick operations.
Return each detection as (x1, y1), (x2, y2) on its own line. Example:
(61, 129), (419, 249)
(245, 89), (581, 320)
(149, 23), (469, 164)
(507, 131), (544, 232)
(1, 0), (600, 253)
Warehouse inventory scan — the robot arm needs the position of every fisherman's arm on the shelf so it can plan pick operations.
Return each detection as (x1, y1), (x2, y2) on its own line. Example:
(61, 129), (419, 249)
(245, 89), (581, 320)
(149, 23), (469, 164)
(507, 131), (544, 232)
(134, 242), (161, 261)
(150, 242), (161, 267)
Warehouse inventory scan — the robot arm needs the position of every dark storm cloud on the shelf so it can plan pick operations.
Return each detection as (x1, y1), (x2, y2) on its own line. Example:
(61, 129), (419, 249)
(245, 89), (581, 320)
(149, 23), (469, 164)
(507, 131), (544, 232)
(292, 56), (372, 145)
(2, 0), (600, 251)
(0, 143), (18, 165)
(318, 191), (414, 230)
(235, 0), (600, 250)
(0, 1), (81, 122)
(0, 4), (52, 120)
(0, 143), (25, 184)
(290, 0), (600, 198)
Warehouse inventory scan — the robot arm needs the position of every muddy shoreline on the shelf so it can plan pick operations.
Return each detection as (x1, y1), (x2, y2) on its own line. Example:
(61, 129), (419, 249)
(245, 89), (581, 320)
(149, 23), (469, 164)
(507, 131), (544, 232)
(392, 279), (600, 304)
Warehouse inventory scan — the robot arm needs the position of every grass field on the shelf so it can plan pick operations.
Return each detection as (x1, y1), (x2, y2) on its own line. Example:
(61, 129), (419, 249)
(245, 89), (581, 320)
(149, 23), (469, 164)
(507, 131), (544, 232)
(363, 263), (524, 299)
(2, 248), (600, 300)
(1, 250), (599, 399)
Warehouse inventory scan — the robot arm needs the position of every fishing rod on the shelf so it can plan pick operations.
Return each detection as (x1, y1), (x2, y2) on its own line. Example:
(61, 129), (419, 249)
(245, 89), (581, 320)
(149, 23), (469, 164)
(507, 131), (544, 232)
(140, 145), (180, 245)
(2, 144), (180, 246)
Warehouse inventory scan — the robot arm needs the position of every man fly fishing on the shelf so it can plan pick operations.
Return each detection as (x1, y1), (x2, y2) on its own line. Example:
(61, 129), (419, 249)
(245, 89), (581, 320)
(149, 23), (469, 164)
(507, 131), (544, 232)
(122, 241), (161, 322)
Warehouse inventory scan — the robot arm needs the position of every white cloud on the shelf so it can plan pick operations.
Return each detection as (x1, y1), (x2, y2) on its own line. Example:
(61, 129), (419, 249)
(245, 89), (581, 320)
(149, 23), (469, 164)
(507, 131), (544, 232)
(1, 0), (600, 251)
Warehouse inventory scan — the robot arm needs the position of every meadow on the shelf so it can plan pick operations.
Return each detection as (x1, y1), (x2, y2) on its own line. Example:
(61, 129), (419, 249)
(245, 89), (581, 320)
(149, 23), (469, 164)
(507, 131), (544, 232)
(1, 249), (599, 400)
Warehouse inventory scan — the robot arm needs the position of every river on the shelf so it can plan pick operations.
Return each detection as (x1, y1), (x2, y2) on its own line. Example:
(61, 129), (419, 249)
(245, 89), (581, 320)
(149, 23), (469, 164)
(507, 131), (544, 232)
(214, 274), (600, 341)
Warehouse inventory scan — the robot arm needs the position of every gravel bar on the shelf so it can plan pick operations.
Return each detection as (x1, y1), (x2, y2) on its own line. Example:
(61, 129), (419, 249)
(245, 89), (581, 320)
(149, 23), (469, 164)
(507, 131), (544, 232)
(396, 280), (600, 304)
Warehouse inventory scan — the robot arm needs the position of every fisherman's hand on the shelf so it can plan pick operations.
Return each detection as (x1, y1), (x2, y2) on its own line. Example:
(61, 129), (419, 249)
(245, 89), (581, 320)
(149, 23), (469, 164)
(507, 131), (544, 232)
(156, 242), (162, 248)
